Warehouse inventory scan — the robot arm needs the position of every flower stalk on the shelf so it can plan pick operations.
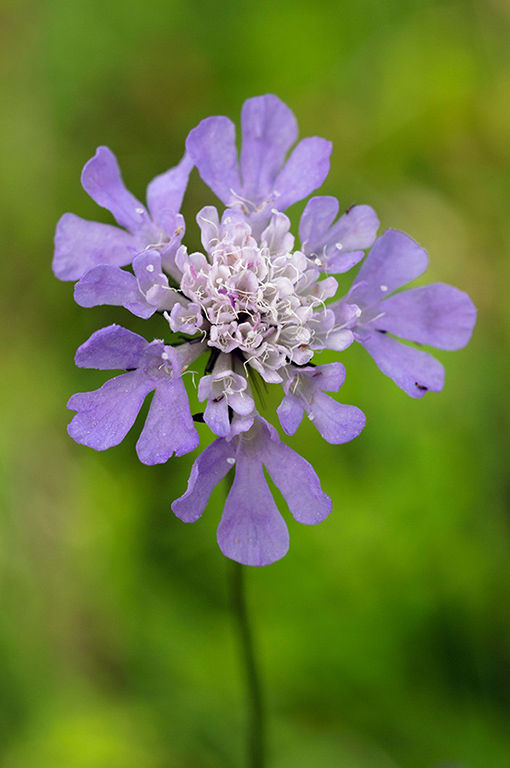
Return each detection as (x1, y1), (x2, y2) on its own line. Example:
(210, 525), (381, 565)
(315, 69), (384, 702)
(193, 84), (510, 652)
(229, 558), (265, 768)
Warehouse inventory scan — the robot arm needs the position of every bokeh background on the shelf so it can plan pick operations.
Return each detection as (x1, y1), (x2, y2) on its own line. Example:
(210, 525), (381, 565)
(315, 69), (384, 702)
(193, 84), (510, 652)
(1, 0), (509, 765)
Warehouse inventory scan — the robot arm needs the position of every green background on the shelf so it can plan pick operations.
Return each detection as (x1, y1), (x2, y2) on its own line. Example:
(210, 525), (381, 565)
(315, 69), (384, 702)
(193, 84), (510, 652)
(1, 0), (509, 765)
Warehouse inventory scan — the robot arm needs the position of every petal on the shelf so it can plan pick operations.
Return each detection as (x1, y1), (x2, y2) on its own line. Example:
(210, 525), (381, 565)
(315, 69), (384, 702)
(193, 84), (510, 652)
(204, 397), (231, 437)
(326, 250), (365, 274)
(53, 213), (140, 281)
(197, 206), (220, 252)
(67, 371), (153, 450)
(350, 229), (428, 308)
(276, 394), (303, 436)
(323, 328), (355, 352)
(172, 439), (235, 522)
(240, 94), (298, 205)
(263, 440), (332, 525)
(132, 250), (168, 295)
(376, 283), (477, 350)
(81, 146), (148, 234)
(146, 153), (193, 231)
(300, 196), (339, 248)
(228, 390), (254, 416)
(326, 204), (379, 252)
(74, 325), (149, 370)
(185, 116), (241, 205)
(301, 198), (378, 273)
(74, 265), (155, 319)
(307, 392), (366, 444)
(272, 137), (332, 211)
(217, 456), (289, 566)
(310, 362), (346, 393)
(136, 378), (199, 465)
(360, 330), (445, 397)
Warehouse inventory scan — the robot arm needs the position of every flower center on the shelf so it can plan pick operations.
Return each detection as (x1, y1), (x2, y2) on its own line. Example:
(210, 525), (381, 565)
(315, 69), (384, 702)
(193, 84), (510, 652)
(174, 210), (339, 380)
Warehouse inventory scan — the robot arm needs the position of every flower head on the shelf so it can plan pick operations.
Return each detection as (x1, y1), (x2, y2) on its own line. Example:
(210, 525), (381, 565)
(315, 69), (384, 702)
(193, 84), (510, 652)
(55, 95), (476, 565)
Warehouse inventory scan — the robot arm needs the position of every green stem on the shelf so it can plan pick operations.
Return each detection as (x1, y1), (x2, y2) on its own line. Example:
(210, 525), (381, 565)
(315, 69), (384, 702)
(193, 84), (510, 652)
(229, 559), (266, 768)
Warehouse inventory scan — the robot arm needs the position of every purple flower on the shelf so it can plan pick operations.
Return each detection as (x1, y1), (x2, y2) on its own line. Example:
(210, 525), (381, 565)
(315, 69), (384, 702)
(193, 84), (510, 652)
(331, 229), (477, 397)
(57, 95), (476, 565)
(299, 196), (380, 273)
(172, 418), (332, 566)
(53, 146), (192, 281)
(74, 249), (185, 318)
(186, 94), (332, 234)
(277, 363), (366, 443)
(67, 325), (202, 464)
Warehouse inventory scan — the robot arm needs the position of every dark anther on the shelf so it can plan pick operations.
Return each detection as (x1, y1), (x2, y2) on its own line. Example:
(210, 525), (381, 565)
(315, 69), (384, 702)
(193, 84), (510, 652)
(192, 413), (205, 423)
(125, 368), (136, 372)
(376, 329), (387, 334)
(415, 383), (428, 391)
(212, 395), (224, 403)
(345, 203), (355, 214)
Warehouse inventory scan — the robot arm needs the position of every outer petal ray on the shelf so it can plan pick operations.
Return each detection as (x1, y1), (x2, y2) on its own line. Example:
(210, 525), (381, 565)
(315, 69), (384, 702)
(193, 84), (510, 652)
(186, 116), (241, 205)
(361, 330), (445, 397)
(240, 94), (298, 204)
(172, 439), (235, 522)
(53, 213), (140, 281)
(217, 456), (289, 566)
(81, 146), (148, 234)
(375, 283), (477, 350)
(272, 137), (332, 211)
(147, 153), (193, 232)
(349, 229), (428, 308)
(263, 439), (332, 525)
(136, 378), (199, 464)
(67, 372), (153, 450)
(74, 325), (149, 370)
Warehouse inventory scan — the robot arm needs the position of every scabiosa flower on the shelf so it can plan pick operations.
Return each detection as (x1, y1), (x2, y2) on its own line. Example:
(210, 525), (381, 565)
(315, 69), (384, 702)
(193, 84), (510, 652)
(330, 229), (477, 397)
(56, 94), (476, 566)
(53, 147), (192, 281)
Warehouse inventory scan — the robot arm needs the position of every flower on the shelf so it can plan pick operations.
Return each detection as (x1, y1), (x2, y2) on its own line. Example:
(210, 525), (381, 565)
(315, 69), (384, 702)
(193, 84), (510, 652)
(67, 325), (203, 464)
(56, 94), (476, 565)
(330, 229), (477, 397)
(186, 93), (333, 235)
(172, 418), (332, 566)
(53, 146), (192, 281)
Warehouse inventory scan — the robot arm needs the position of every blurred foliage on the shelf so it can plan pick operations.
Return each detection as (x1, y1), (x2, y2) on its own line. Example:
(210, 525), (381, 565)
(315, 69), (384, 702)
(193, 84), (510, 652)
(1, 0), (509, 765)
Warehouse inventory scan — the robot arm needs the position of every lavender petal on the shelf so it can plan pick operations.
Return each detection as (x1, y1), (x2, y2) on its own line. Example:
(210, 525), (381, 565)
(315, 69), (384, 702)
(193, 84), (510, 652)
(74, 325), (149, 370)
(185, 116), (241, 205)
(376, 283), (477, 350)
(53, 213), (139, 281)
(240, 94), (298, 205)
(276, 394), (304, 436)
(308, 392), (366, 444)
(217, 455), (289, 566)
(67, 371), (153, 450)
(74, 265), (155, 319)
(300, 197), (379, 271)
(272, 137), (332, 211)
(136, 378), (199, 464)
(263, 439), (332, 525)
(360, 330), (445, 397)
(204, 397), (231, 437)
(146, 153), (193, 232)
(172, 439), (235, 522)
(81, 146), (148, 234)
(349, 229), (429, 308)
